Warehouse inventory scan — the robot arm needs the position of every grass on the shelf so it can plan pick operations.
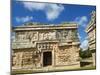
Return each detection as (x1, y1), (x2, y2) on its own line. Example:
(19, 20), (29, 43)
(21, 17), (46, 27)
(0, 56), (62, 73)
(74, 66), (96, 70)
(11, 66), (96, 75)
(12, 70), (33, 75)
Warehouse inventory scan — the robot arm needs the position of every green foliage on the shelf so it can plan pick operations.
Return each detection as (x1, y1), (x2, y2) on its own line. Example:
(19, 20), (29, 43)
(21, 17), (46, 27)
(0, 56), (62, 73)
(79, 48), (92, 58)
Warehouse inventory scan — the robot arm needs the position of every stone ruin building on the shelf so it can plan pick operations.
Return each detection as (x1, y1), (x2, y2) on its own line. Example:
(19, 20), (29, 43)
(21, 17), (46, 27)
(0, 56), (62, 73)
(86, 11), (96, 66)
(12, 22), (80, 71)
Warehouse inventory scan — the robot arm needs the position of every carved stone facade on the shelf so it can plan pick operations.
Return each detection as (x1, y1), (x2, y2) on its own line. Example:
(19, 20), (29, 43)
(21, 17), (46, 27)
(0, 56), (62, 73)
(86, 11), (96, 66)
(12, 23), (80, 71)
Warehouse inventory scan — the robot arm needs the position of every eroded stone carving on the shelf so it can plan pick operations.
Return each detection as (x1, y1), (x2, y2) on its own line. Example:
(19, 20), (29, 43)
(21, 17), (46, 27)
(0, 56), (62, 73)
(12, 24), (80, 70)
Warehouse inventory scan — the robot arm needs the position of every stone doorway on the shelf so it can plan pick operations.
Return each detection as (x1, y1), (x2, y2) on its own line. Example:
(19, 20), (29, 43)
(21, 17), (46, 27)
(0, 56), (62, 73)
(43, 52), (52, 67)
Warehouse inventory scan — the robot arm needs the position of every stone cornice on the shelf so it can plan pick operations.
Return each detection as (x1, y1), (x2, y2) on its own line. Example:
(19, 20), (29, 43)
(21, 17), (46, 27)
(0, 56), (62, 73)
(13, 24), (78, 31)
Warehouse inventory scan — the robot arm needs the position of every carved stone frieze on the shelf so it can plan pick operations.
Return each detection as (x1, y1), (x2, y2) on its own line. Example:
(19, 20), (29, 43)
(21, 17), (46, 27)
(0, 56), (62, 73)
(12, 24), (80, 69)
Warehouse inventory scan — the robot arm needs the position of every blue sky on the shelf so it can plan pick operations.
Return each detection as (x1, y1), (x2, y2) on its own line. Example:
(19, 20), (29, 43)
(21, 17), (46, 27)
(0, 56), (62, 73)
(12, 1), (96, 50)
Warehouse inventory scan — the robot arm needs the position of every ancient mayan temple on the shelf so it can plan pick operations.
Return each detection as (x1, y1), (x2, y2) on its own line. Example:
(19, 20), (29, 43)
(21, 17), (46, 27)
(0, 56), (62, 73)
(12, 22), (80, 71)
(86, 11), (96, 66)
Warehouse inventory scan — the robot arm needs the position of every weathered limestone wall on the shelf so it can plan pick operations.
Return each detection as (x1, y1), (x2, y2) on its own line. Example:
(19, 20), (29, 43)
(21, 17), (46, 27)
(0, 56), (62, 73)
(12, 49), (41, 69)
(86, 11), (96, 66)
(92, 53), (96, 66)
(12, 24), (80, 70)
(55, 45), (80, 66)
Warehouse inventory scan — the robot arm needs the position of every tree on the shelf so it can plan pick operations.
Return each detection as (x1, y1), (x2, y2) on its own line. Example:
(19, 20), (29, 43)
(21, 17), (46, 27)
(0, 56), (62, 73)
(79, 48), (92, 58)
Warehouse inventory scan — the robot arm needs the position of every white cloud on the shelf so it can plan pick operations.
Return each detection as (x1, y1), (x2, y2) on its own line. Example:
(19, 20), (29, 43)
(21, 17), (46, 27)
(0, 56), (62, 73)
(77, 33), (81, 40)
(22, 2), (46, 11)
(21, 2), (64, 21)
(74, 16), (88, 27)
(15, 16), (33, 23)
(45, 4), (64, 20)
(80, 39), (89, 51)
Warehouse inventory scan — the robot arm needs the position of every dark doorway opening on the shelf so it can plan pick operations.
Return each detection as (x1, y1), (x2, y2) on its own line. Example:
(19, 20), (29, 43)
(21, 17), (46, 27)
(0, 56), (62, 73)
(43, 52), (52, 67)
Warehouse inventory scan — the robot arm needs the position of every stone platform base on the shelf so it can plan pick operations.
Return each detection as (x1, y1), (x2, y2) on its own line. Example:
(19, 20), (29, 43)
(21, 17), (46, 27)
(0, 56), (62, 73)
(12, 64), (80, 74)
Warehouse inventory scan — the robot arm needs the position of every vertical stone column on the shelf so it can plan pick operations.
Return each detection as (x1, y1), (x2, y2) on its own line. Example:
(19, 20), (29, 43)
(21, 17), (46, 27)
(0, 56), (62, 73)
(52, 50), (54, 67)
(41, 51), (43, 67)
